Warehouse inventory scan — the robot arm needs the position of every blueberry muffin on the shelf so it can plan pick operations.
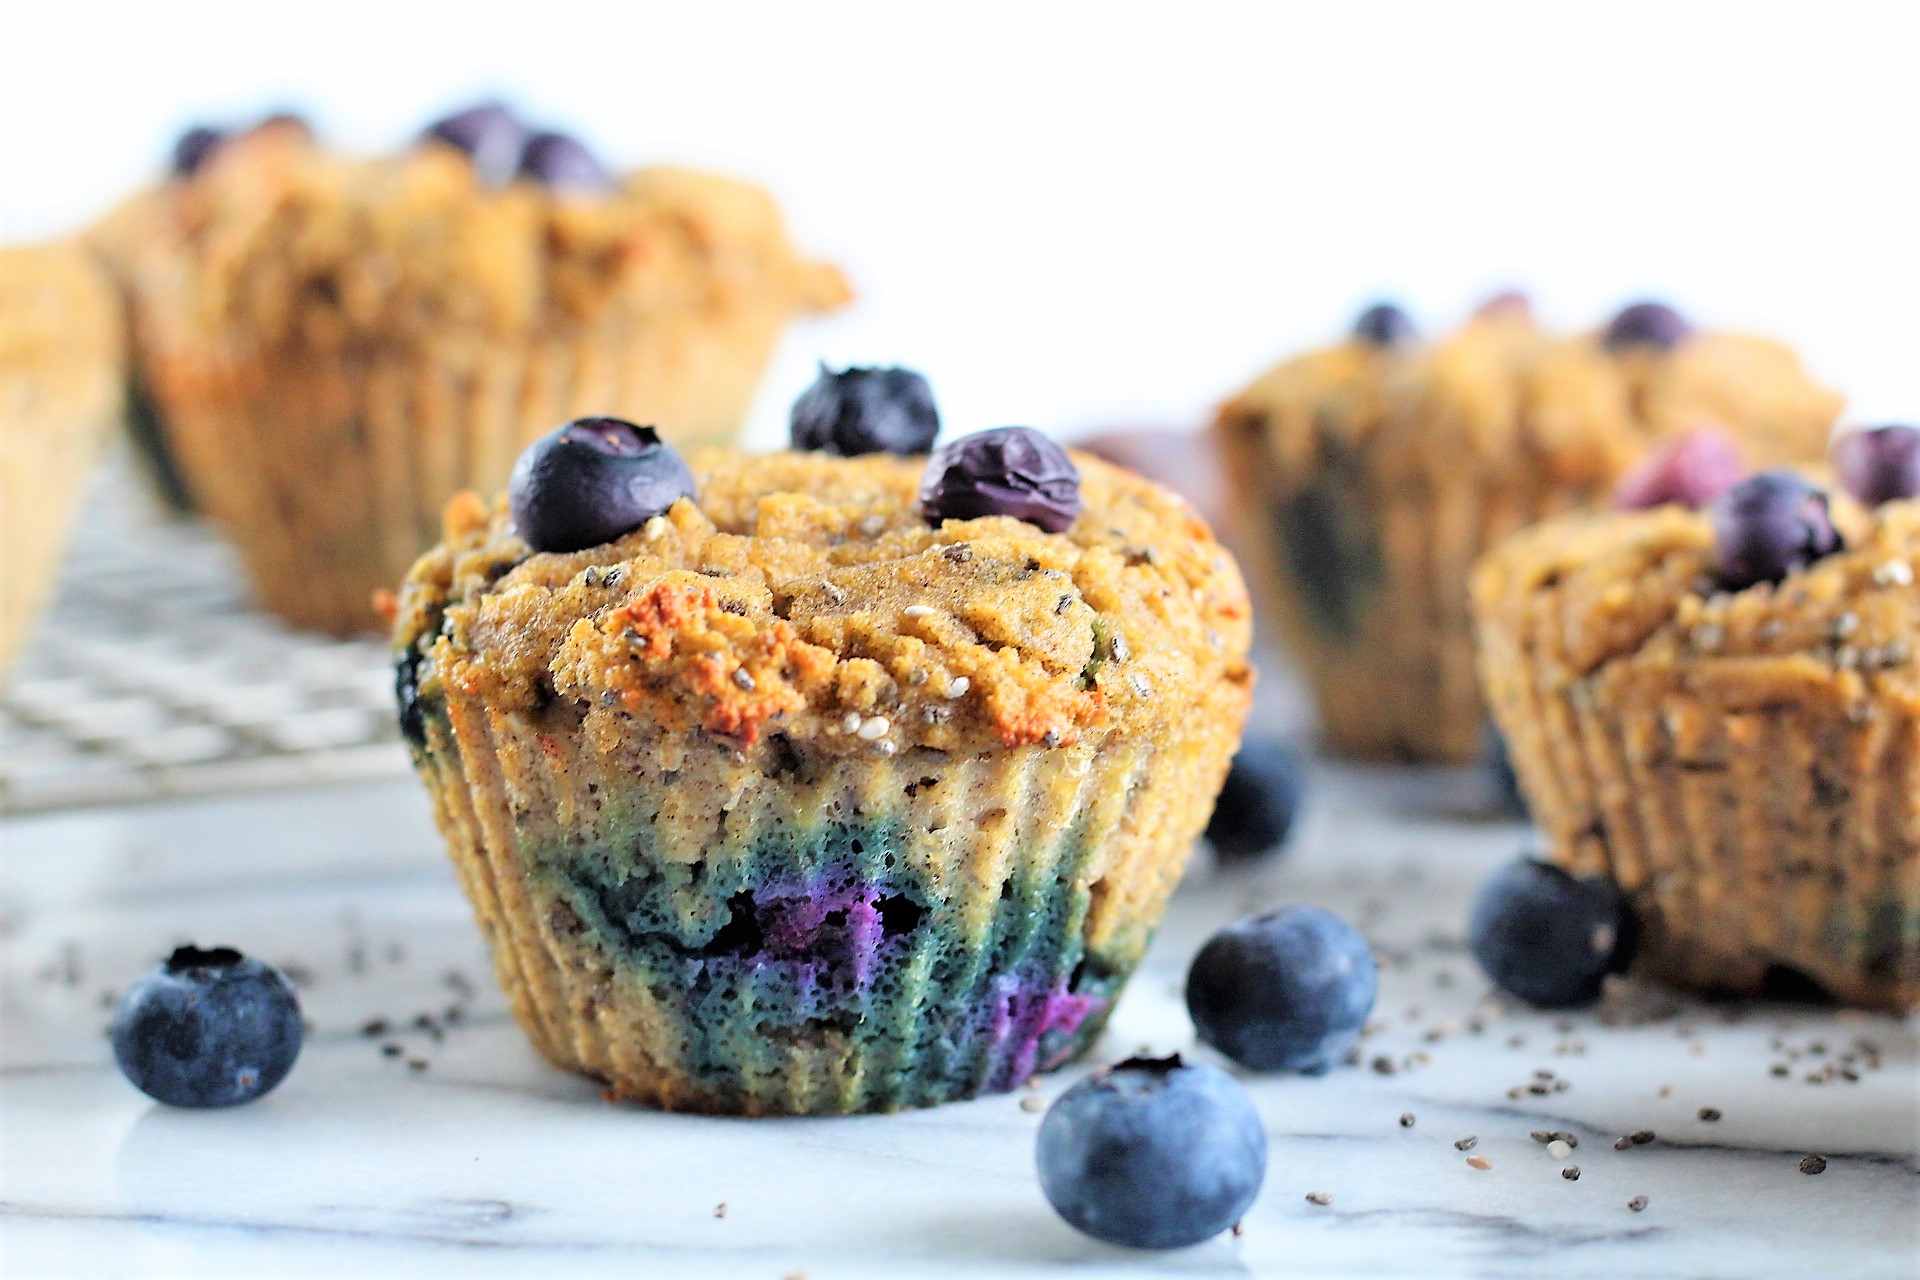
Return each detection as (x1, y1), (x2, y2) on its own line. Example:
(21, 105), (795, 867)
(101, 105), (849, 633)
(1215, 298), (1842, 762)
(1473, 446), (1920, 1011)
(0, 241), (123, 673)
(391, 382), (1253, 1113)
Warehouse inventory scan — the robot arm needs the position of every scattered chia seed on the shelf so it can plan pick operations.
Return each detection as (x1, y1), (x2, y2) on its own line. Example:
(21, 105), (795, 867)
(1018, 1095), (1044, 1113)
(1799, 1156), (1828, 1175)
(1630, 1130), (1656, 1145)
(715, 1202), (727, 1218)
(732, 668), (756, 691)
(1531, 1131), (1554, 1144)
(1698, 1108), (1722, 1122)
(1305, 1192), (1333, 1206)
(360, 1018), (389, 1038)
(1399, 1113), (1416, 1128)
(407, 1058), (429, 1072)
(1547, 1140), (1573, 1160)
(1562, 1166), (1581, 1181)
(1552, 1132), (1578, 1148)
(381, 1043), (403, 1058)
(1658, 1085), (1674, 1098)
(1629, 1196), (1649, 1212)
(1770, 1064), (1790, 1077)
(1466, 1156), (1493, 1171)
(1455, 1137), (1479, 1151)
(1371, 1056), (1397, 1076)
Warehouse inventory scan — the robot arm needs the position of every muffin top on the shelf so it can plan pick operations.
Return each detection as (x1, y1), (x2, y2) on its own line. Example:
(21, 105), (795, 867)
(395, 448), (1253, 757)
(1471, 493), (1920, 702)
(98, 120), (849, 345)
(0, 240), (123, 385)
(1219, 300), (1841, 493)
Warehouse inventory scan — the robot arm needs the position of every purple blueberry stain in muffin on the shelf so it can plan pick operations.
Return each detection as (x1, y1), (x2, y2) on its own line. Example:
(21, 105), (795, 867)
(1834, 424), (1920, 506)
(1709, 470), (1843, 589)
(920, 427), (1081, 532)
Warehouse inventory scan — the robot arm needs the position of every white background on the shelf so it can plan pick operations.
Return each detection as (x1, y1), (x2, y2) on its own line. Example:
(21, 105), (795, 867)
(6, 2), (1916, 445)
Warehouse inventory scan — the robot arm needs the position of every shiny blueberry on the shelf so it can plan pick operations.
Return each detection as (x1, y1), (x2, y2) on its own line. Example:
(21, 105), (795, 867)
(171, 125), (226, 177)
(1603, 301), (1693, 352)
(1352, 302), (1418, 347)
(1036, 1054), (1266, 1250)
(1709, 470), (1842, 590)
(1185, 906), (1377, 1074)
(110, 946), (303, 1108)
(1834, 424), (1920, 506)
(1484, 724), (1529, 818)
(790, 364), (940, 456)
(1467, 857), (1636, 1008)
(423, 101), (528, 188)
(919, 427), (1081, 533)
(516, 131), (614, 194)
(1612, 426), (1746, 511)
(1205, 737), (1304, 861)
(508, 417), (695, 553)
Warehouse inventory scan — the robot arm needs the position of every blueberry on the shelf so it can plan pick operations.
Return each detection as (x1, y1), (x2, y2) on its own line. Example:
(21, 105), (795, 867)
(919, 427), (1081, 533)
(1708, 469), (1842, 590)
(789, 364), (940, 457)
(1612, 426), (1746, 511)
(1603, 301), (1693, 352)
(1036, 1054), (1266, 1250)
(1204, 737), (1304, 861)
(171, 125), (226, 177)
(1352, 302), (1417, 347)
(1467, 857), (1636, 1008)
(1185, 906), (1377, 1074)
(422, 101), (529, 188)
(1484, 724), (1529, 818)
(110, 945), (303, 1108)
(1833, 424), (1920, 506)
(516, 131), (614, 194)
(508, 417), (695, 553)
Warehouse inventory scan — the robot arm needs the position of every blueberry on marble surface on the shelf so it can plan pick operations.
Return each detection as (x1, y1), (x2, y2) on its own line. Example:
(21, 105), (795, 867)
(1185, 905), (1377, 1074)
(1467, 857), (1635, 1008)
(1834, 424), (1920, 506)
(1204, 737), (1304, 861)
(790, 364), (940, 456)
(516, 130), (614, 193)
(423, 101), (528, 188)
(111, 946), (303, 1108)
(171, 126), (225, 177)
(1612, 426), (1746, 511)
(1036, 1054), (1266, 1250)
(1602, 301), (1693, 352)
(1709, 470), (1842, 590)
(1351, 301), (1417, 347)
(919, 427), (1081, 533)
(508, 417), (696, 553)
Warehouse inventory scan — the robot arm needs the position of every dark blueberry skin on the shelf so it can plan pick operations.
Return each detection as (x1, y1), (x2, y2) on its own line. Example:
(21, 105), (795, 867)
(111, 946), (303, 1108)
(1709, 470), (1843, 590)
(1613, 426), (1746, 511)
(517, 131), (614, 194)
(1467, 858), (1636, 1008)
(1603, 301), (1693, 352)
(1484, 724), (1529, 818)
(790, 364), (941, 457)
(1204, 737), (1305, 861)
(1352, 302), (1418, 347)
(1834, 424), (1920, 506)
(1037, 1055), (1266, 1250)
(920, 427), (1081, 533)
(171, 125), (225, 177)
(508, 417), (695, 554)
(422, 101), (529, 188)
(1185, 906), (1377, 1074)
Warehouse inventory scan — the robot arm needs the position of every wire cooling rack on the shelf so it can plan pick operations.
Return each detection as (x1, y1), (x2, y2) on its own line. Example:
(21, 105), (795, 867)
(1, 458), (410, 814)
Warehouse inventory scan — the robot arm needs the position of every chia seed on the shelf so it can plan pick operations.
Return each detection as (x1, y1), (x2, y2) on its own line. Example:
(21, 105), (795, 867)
(1698, 1108), (1722, 1122)
(1561, 1166), (1581, 1181)
(1629, 1196), (1649, 1212)
(1466, 1156), (1493, 1171)
(1399, 1113), (1416, 1128)
(1799, 1155), (1828, 1175)
(1305, 1192), (1333, 1206)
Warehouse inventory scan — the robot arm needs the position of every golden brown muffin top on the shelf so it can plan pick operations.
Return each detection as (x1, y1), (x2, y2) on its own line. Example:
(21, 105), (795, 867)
(97, 126), (848, 346)
(0, 240), (123, 372)
(1471, 496), (1920, 702)
(1219, 308), (1842, 493)
(394, 448), (1254, 756)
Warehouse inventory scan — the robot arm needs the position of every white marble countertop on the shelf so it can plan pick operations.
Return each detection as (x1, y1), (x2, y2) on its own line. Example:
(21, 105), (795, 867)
(2, 764), (1914, 1279)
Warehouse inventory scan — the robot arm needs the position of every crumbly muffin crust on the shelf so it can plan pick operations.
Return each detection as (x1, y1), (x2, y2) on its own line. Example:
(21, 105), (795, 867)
(1473, 499), (1920, 1009)
(397, 448), (1253, 759)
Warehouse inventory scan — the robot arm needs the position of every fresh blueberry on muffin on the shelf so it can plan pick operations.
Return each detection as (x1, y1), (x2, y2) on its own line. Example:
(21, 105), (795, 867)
(508, 417), (697, 553)
(1603, 300), (1693, 351)
(1351, 301), (1418, 347)
(1834, 424), (1920, 506)
(111, 945), (304, 1108)
(920, 426), (1081, 532)
(516, 130), (614, 193)
(170, 125), (225, 178)
(790, 364), (940, 456)
(1037, 1055), (1266, 1249)
(422, 101), (529, 188)
(1709, 470), (1843, 589)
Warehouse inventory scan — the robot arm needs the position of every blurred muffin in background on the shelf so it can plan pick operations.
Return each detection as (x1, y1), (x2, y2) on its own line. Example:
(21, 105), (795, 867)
(0, 241), (124, 674)
(1215, 296), (1842, 763)
(93, 104), (850, 633)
